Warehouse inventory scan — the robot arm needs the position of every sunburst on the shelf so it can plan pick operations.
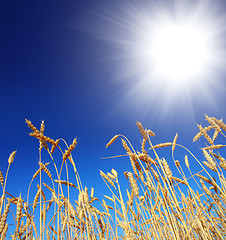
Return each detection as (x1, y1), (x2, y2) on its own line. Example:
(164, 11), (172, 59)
(86, 1), (226, 116)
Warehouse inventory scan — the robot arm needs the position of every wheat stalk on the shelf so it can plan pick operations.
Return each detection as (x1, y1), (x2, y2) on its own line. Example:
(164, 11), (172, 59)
(1, 115), (226, 239)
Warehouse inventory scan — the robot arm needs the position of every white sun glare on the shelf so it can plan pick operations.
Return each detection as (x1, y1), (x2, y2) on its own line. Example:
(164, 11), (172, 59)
(107, 1), (226, 112)
(150, 19), (212, 82)
(88, 0), (226, 117)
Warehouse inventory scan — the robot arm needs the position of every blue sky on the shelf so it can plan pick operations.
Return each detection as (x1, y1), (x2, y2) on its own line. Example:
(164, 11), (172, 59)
(1, 0), (226, 200)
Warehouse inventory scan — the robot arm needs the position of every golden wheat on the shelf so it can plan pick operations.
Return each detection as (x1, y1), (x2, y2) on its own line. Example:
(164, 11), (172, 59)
(62, 138), (77, 162)
(54, 180), (77, 188)
(106, 135), (119, 148)
(137, 121), (148, 140)
(172, 133), (178, 154)
(50, 139), (60, 154)
(38, 162), (52, 180)
(0, 171), (3, 187)
(147, 129), (155, 137)
(0, 202), (10, 235)
(151, 142), (172, 149)
(25, 119), (39, 133)
(1, 223), (8, 240)
(121, 139), (132, 154)
(33, 188), (40, 211)
(8, 150), (16, 165)
(100, 170), (116, 189)
(203, 149), (217, 172)
(128, 153), (139, 178)
(171, 176), (187, 185)
(184, 155), (190, 169)
(128, 172), (139, 197)
(193, 125), (214, 142)
(0, 116), (226, 239)
(197, 124), (214, 145)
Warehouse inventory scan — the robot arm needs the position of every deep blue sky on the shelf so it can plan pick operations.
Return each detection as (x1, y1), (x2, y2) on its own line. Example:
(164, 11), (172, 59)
(1, 0), (226, 199)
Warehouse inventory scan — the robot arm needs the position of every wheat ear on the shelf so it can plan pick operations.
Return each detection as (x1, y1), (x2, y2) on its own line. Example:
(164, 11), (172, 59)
(106, 135), (119, 148)
(137, 121), (148, 140)
(0, 171), (3, 187)
(197, 124), (214, 145)
(193, 125), (214, 142)
(100, 171), (116, 189)
(33, 188), (41, 211)
(211, 117), (226, 131)
(172, 133), (178, 154)
(202, 144), (224, 150)
(128, 172), (139, 197)
(25, 119), (39, 133)
(0, 202), (10, 234)
(203, 149), (217, 172)
(63, 138), (77, 162)
(205, 115), (222, 132)
(151, 142), (172, 149)
(54, 180), (77, 188)
(8, 151), (16, 165)
(38, 162), (52, 180)
(147, 129), (155, 137)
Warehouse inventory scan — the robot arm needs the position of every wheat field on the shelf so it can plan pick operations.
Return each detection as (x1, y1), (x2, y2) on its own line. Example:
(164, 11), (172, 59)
(0, 115), (226, 239)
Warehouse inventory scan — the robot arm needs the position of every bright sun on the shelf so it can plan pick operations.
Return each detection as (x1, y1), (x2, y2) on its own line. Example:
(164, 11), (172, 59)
(150, 20), (211, 82)
(92, 1), (226, 114)
(130, 8), (220, 91)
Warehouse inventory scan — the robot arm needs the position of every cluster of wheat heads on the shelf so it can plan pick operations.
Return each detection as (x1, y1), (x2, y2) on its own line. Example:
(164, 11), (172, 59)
(0, 115), (226, 239)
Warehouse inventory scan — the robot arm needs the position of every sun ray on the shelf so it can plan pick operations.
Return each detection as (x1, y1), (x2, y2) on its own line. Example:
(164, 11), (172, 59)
(82, 1), (226, 118)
